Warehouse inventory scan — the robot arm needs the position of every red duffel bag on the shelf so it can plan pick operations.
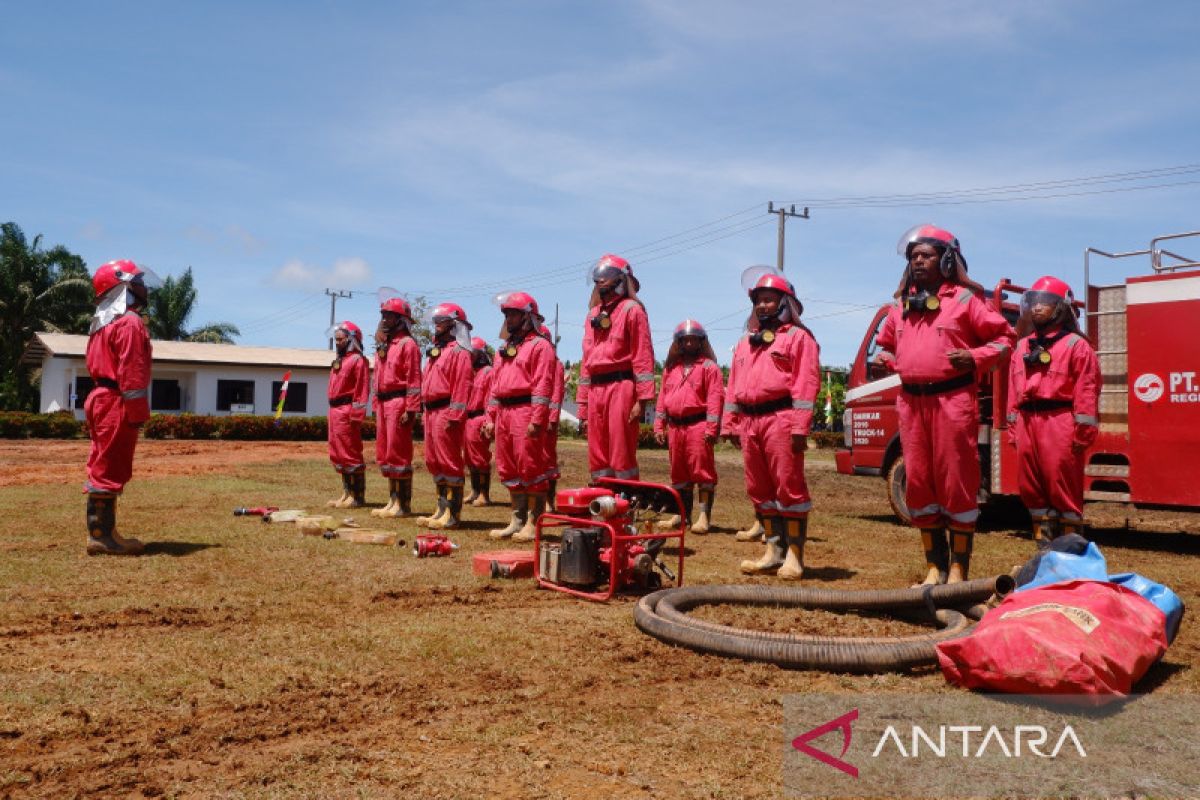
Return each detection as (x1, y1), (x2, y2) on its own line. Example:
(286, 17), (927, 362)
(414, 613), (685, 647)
(936, 579), (1168, 705)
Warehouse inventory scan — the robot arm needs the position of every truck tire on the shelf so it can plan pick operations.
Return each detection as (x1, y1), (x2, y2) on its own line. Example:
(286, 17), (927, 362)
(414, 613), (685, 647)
(886, 456), (912, 526)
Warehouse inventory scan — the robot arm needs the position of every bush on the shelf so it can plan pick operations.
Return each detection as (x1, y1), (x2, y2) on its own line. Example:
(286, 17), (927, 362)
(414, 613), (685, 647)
(810, 431), (843, 449)
(0, 411), (83, 439)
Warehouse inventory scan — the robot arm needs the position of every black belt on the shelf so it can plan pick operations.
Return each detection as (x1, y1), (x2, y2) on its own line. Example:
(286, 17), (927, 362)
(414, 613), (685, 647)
(1018, 398), (1073, 413)
(902, 373), (974, 396)
(589, 369), (634, 386)
(377, 389), (407, 402)
(737, 396), (791, 417)
(328, 395), (352, 408)
(467, 409), (486, 419)
(424, 397), (450, 412)
(667, 412), (706, 426)
(95, 377), (119, 390)
(496, 394), (532, 407)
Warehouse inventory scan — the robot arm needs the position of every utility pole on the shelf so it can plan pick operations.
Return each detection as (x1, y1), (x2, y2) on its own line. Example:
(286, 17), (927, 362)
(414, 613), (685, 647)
(553, 303), (560, 346)
(325, 288), (352, 350)
(767, 202), (810, 272)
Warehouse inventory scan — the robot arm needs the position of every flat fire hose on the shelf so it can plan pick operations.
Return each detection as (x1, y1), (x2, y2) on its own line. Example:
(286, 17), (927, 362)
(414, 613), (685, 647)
(633, 576), (1013, 673)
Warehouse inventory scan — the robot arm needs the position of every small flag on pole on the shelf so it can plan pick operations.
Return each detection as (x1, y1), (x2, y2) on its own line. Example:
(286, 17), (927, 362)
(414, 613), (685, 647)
(274, 370), (292, 424)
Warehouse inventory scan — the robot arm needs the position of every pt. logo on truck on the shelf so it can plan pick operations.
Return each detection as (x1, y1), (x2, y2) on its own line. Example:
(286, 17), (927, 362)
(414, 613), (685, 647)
(1133, 372), (1200, 404)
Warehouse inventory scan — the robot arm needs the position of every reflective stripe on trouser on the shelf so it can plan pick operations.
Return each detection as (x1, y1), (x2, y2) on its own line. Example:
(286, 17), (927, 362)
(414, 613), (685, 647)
(739, 411), (811, 519)
(1014, 408), (1086, 522)
(328, 403), (365, 473)
(424, 406), (465, 483)
(667, 420), (717, 488)
(896, 386), (980, 530)
(495, 404), (552, 493)
(585, 378), (640, 482)
(85, 388), (139, 493)
(375, 397), (414, 478)
(464, 413), (492, 470)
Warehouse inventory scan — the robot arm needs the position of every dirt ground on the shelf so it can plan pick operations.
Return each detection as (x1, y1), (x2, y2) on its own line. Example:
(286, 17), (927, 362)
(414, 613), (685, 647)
(1, 439), (1196, 799)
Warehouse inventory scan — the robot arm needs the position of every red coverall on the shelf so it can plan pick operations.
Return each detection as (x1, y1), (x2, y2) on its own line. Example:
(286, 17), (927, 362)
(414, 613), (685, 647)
(578, 298), (656, 480)
(546, 358), (565, 481)
(722, 325), (820, 518)
(374, 333), (421, 478)
(487, 331), (557, 492)
(1007, 329), (1101, 524)
(85, 313), (152, 494)
(464, 364), (494, 470)
(422, 341), (473, 486)
(654, 358), (724, 492)
(327, 351), (369, 473)
(876, 285), (1015, 531)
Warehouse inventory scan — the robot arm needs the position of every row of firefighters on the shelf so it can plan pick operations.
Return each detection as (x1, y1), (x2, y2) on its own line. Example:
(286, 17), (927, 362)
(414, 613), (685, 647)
(80, 224), (1101, 587)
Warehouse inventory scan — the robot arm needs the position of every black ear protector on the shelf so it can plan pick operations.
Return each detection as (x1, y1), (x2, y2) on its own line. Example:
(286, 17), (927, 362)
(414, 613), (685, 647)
(748, 328), (776, 347)
(590, 311), (612, 330)
(904, 289), (940, 315)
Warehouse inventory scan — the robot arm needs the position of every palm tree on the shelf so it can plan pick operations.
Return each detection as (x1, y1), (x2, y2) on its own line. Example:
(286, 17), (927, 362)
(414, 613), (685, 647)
(146, 267), (240, 344)
(0, 222), (92, 410)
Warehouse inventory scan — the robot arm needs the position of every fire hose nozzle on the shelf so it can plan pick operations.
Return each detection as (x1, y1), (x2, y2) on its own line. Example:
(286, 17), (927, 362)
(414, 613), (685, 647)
(588, 496), (630, 519)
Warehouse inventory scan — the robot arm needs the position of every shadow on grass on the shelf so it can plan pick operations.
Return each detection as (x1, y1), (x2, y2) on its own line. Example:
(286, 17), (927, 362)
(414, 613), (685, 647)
(143, 541), (221, 557)
(803, 565), (857, 582)
(1087, 527), (1200, 555)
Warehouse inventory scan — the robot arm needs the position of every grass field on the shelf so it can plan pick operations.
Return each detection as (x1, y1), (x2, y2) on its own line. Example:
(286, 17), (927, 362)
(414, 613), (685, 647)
(1, 439), (1196, 798)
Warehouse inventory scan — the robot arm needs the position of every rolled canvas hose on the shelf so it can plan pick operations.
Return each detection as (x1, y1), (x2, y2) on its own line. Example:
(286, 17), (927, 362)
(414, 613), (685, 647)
(633, 575), (1013, 673)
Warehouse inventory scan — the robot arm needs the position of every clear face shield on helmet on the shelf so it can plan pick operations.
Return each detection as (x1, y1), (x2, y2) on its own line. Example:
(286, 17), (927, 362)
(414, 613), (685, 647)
(739, 265), (801, 333)
(325, 323), (362, 355)
(91, 266), (165, 334)
(423, 307), (473, 352)
(492, 291), (534, 341)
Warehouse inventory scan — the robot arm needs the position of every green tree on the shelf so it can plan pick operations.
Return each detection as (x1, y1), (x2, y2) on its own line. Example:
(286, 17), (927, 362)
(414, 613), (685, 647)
(0, 222), (92, 410)
(146, 267), (241, 343)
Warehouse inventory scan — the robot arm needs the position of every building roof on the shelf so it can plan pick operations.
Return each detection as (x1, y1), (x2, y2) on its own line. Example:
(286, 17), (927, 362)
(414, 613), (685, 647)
(23, 333), (337, 370)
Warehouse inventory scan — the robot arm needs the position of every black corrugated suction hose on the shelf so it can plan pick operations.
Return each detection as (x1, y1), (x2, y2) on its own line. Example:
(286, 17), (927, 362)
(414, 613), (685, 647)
(633, 576), (1013, 673)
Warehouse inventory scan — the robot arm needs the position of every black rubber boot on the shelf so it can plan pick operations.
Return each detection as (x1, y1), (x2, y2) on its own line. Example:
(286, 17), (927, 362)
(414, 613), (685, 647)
(547, 479), (557, 512)
(464, 469), (481, 505)
(473, 471), (492, 507)
(397, 477), (413, 515)
(740, 516), (785, 574)
(490, 492), (528, 539)
(778, 517), (806, 580)
(948, 528), (974, 583)
(919, 527), (949, 585)
(86, 493), (144, 556)
(349, 471), (366, 507)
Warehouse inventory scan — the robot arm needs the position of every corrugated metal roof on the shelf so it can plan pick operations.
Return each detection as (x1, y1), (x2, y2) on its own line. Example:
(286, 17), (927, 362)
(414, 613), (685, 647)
(23, 333), (338, 369)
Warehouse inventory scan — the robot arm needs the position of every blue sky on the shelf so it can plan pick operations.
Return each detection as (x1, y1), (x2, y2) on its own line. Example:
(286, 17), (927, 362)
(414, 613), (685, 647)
(5, 1), (1200, 367)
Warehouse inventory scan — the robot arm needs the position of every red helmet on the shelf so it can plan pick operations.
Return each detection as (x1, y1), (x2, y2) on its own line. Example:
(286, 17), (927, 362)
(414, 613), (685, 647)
(897, 223), (967, 277)
(740, 265), (797, 299)
(92, 260), (162, 300)
(673, 319), (708, 340)
(493, 291), (540, 318)
(1022, 275), (1076, 318)
(325, 320), (364, 345)
(431, 302), (469, 325)
(377, 286), (412, 319)
(588, 253), (640, 293)
(470, 336), (488, 352)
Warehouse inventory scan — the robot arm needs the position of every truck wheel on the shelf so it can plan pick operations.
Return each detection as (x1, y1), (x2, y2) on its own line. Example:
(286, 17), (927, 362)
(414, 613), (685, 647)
(886, 456), (912, 526)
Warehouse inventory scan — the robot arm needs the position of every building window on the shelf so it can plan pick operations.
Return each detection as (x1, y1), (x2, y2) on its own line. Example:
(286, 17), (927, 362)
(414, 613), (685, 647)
(151, 379), (182, 411)
(74, 377), (95, 410)
(216, 380), (256, 412)
(271, 381), (308, 413)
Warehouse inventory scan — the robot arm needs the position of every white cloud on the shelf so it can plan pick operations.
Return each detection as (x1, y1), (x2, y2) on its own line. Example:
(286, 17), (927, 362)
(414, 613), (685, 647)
(269, 257), (372, 290)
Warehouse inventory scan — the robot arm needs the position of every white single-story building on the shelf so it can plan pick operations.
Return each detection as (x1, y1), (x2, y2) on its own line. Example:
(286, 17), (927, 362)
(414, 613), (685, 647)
(23, 333), (342, 419)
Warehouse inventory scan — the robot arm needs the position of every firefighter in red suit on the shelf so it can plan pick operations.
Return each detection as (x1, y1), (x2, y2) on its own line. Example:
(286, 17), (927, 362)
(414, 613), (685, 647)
(325, 320), (370, 508)
(654, 320), (724, 534)
(875, 225), (1015, 584)
(371, 290), (422, 518)
(539, 323), (566, 509)
(417, 303), (474, 530)
(484, 292), (557, 542)
(722, 268), (821, 579)
(578, 255), (656, 481)
(1007, 276), (1100, 549)
(463, 336), (495, 507)
(84, 260), (162, 556)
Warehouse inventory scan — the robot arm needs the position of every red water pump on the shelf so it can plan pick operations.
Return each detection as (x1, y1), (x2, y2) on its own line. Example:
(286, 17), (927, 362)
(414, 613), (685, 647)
(534, 478), (686, 601)
(413, 533), (457, 558)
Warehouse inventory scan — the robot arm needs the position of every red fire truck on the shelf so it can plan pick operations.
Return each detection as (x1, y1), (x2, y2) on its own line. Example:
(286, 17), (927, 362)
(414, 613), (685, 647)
(835, 230), (1200, 523)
